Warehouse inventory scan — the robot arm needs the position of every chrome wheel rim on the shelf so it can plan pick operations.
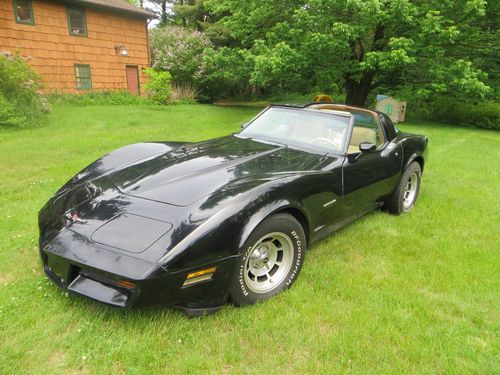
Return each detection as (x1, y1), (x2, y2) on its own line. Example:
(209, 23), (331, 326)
(244, 232), (294, 294)
(403, 172), (419, 210)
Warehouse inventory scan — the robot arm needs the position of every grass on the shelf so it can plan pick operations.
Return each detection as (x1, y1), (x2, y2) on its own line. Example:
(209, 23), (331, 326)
(0, 104), (499, 374)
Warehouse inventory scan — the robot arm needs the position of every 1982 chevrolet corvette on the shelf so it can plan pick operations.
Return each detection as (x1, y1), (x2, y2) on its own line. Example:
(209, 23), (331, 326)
(38, 103), (428, 316)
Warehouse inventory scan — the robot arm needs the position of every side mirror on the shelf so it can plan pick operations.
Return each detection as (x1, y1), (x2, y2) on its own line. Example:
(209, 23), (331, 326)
(359, 142), (376, 152)
(240, 121), (250, 129)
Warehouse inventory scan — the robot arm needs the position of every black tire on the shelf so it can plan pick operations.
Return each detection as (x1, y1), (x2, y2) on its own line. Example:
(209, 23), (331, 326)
(229, 213), (306, 306)
(386, 161), (422, 215)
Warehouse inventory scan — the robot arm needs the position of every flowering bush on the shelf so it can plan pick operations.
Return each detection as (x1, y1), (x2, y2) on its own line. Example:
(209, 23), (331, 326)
(0, 51), (48, 127)
(150, 26), (212, 85)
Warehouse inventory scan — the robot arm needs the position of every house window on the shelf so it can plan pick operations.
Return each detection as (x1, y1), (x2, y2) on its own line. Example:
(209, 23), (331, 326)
(67, 7), (87, 36)
(13, 0), (34, 25)
(75, 65), (92, 90)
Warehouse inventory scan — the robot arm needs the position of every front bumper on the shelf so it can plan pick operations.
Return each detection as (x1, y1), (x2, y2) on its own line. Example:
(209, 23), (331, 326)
(40, 230), (238, 314)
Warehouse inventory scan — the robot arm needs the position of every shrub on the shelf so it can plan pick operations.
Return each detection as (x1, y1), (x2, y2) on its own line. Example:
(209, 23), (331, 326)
(195, 47), (254, 102)
(411, 98), (500, 130)
(171, 83), (197, 104)
(0, 92), (22, 127)
(143, 68), (173, 105)
(150, 26), (212, 85)
(0, 51), (48, 128)
(48, 90), (147, 105)
(441, 100), (499, 130)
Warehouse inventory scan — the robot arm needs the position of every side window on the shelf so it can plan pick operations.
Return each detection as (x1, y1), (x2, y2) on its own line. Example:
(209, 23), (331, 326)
(379, 114), (398, 141)
(348, 112), (386, 152)
(13, 0), (34, 25)
(74, 64), (92, 90)
(67, 7), (87, 36)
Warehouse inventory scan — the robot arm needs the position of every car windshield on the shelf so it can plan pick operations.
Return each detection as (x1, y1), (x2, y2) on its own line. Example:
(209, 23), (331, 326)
(239, 107), (351, 154)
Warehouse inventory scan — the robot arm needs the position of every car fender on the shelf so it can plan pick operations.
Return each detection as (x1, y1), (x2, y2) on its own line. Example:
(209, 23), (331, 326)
(404, 151), (420, 171)
(403, 142), (427, 172)
(159, 177), (310, 269)
(398, 134), (427, 173)
(236, 200), (310, 252)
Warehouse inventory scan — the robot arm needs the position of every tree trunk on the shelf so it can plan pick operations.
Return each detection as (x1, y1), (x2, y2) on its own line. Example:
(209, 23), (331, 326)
(345, 71), (375, 107)
(161, 1), (167, 25)
(344, 24), (384, 107)
(180, 0), (187, 27)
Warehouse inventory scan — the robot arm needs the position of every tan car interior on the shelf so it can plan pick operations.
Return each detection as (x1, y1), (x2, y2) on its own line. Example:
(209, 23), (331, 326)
(312, 104), (385, 153)
(348, 127), (377, 153)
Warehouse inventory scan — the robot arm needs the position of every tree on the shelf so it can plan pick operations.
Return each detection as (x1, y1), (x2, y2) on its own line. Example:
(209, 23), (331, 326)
(172, 0), (233, 46)
(147, 0), (173, 26)
(204, 0), (492, 105)
(148, 0), (195, 27)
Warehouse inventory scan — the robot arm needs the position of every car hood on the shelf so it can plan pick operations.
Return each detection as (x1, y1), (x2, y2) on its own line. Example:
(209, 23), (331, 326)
(41, 135), (338, 266)
(109, 135), (326, 206)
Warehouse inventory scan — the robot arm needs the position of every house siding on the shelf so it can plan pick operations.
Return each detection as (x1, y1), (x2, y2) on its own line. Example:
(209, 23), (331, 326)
(0, 0), (150, 93)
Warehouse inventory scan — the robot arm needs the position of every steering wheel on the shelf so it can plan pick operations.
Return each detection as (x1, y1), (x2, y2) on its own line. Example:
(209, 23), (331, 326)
(312, 137), (337, 147)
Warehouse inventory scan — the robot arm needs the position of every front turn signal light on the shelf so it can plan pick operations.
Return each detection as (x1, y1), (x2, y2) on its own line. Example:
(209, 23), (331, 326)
(183, 266), (217, 287)
(116, 280), (136, 290)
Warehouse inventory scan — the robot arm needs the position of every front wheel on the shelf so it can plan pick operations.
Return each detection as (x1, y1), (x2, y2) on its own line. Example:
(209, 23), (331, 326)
(385, 161), (422, 214)
(229, 213), (306, 306)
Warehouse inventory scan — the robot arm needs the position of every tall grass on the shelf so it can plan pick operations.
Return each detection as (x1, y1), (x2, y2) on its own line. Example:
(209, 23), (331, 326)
(171, 83), (198, 104)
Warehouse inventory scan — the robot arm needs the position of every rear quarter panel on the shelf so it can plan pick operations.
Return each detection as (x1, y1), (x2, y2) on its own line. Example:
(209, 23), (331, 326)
(397, 132), (428, 172)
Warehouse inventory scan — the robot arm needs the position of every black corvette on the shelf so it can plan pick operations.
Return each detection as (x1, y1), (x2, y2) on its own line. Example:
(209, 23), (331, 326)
(38, 103), (428, 316)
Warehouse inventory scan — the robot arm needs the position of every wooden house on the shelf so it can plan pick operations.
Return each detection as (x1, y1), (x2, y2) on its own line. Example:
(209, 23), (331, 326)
(0, 0), (155, 94)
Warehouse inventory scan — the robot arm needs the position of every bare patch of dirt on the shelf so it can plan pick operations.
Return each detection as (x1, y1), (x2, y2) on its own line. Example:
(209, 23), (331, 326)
(48, 351), (66, 368)
(0, 273), (14, 284)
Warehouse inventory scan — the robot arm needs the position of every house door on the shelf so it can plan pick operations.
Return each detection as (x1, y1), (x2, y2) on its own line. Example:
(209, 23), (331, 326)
(126, 65), (139, 95)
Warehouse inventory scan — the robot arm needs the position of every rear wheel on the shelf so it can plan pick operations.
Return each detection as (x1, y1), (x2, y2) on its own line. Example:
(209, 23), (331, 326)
(230, 213), (306, 306)
(386, 161), (422, 214)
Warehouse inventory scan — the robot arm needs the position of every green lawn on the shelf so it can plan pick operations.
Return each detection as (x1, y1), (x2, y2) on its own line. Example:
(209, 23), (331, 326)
(0, 104), (498, 374)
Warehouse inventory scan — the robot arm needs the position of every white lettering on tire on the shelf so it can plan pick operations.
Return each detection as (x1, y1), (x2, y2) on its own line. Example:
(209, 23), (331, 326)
(237, 228), (304, 297)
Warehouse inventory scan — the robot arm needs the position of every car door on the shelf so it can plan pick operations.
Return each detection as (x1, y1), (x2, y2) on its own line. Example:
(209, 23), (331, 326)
(341, 113), (403, 220)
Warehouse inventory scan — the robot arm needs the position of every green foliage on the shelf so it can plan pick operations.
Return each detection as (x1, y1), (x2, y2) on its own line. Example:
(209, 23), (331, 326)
(0, 92), (22, 127)
(143, 68), (173, 104)
(446, 1), (499, 98)
(47, 91), (147, 106)
(200, 0), (494, 106)
(150, 26), (212, 84)
(413, 98), (500, 130)
(195, 47), (253, 101)
(174, 0), (233, 46)
(0, 51), (48, 128)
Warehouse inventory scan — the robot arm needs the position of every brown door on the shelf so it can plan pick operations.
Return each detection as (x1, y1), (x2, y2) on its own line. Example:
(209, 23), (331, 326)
(126, 65), (139, 95)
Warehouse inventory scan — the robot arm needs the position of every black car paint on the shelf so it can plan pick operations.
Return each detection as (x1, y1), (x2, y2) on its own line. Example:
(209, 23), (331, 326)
(38, 105), (428, 315)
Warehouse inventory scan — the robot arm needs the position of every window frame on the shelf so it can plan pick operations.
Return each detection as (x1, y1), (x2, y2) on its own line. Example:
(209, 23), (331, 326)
(67, 6), (88, 37)
(378, 113), (398, 141)
(74, 64), (92, 90)
(239, 106), (351, 156)
(373, 116), (387, 148)
(13, 0), (34, 25)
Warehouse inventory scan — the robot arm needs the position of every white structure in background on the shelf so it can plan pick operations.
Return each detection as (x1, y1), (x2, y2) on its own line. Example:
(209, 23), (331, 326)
(376, 95), (407, 123)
